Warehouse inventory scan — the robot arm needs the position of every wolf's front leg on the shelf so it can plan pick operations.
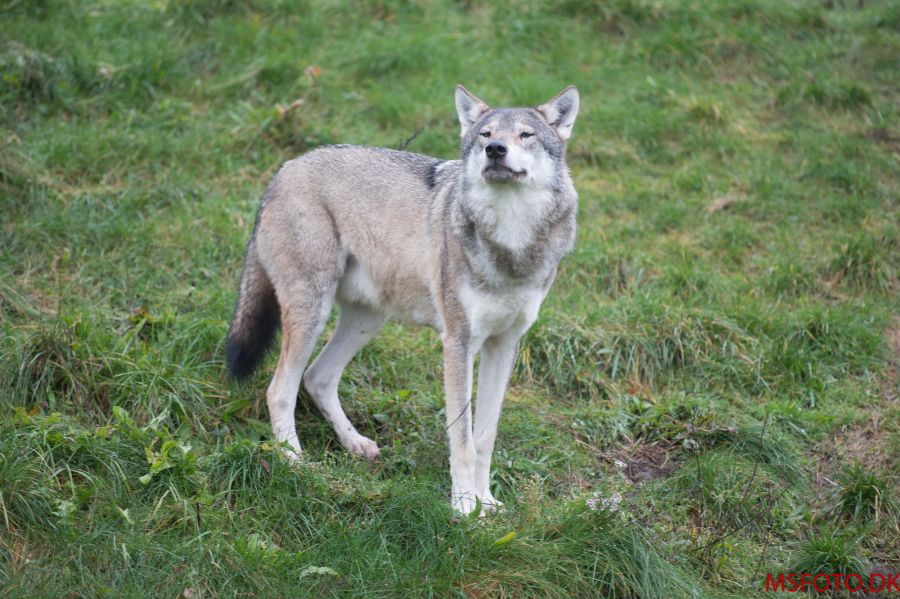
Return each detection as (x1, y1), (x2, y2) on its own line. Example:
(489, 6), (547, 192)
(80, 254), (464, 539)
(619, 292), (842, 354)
(442, 335), (478, 515)
(473, 333), (519, 512)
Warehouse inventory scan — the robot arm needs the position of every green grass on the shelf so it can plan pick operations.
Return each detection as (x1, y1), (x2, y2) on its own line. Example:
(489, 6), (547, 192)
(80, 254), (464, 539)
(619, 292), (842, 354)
(1, 0), (898, 596)
(832, 462), (898, 525)
(790, 528), (868, 578)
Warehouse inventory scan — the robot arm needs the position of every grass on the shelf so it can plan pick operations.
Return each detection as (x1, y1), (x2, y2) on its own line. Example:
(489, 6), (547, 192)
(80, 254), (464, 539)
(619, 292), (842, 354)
(832, 462), (898, 525)
(790, 528), (868, 578)
(1, 0), (898, 596)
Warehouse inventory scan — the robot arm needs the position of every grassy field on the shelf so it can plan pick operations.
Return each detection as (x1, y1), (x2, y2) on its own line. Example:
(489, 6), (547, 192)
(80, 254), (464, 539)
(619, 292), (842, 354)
(1, 0), (898, 596)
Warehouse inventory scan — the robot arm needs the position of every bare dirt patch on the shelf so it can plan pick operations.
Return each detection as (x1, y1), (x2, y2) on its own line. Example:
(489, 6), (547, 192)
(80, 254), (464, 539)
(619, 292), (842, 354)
(616, 442), (678, 483)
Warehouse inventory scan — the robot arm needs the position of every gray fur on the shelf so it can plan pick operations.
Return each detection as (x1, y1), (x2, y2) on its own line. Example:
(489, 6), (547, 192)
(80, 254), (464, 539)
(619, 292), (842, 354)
(227, 85), (580, 514)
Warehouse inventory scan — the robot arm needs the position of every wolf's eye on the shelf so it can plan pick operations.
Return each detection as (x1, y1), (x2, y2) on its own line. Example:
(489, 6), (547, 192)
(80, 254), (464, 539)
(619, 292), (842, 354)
(480, 131), (491, 138)
(520, 132), (534, 139)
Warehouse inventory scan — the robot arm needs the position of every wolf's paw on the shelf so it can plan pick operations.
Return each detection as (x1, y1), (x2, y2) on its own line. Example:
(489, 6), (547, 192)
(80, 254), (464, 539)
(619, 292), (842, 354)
(453, 492), (503, 517)
(480, 492), (504, 514)
(452, 493), (480, 516)
(277, 443), (303, 465)
(339, 431), (380, 461)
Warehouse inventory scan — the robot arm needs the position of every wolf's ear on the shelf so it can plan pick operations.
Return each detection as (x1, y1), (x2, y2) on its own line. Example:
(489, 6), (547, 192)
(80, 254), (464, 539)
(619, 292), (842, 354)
(455, 85), (490, 136)
(537, 85), (580, 142)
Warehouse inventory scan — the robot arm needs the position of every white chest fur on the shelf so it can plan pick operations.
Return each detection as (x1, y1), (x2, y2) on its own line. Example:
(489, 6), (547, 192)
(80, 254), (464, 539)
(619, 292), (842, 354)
(460, 283), (544, 346)
(468, 185), (552, 252)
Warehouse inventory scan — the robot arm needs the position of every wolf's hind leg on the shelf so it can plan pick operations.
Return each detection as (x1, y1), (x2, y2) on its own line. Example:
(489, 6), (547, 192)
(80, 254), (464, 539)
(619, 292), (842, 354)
(265, 283), (335, 459)
(304, 302), (386, 460)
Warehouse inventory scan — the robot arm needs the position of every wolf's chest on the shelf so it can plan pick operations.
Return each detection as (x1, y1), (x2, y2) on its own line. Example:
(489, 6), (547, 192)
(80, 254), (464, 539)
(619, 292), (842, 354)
(460, 284), (543, 342)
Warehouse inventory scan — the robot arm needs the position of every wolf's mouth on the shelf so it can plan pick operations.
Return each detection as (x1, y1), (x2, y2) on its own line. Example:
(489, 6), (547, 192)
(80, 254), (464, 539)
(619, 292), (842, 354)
(482, 164), (527, 183)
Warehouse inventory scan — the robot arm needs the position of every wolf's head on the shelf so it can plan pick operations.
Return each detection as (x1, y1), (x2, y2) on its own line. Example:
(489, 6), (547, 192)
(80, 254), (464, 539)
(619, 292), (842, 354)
(455, 85), (579, 190)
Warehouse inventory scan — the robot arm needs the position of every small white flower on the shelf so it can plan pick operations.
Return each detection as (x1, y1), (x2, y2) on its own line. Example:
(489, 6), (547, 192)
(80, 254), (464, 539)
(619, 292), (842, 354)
(607, 492), (623, 510)
(613, 459), (627, 470)
(586, 490), (623, 513)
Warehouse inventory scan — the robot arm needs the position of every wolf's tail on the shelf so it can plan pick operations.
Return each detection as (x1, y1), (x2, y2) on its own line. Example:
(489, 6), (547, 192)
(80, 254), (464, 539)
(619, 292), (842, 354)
(226, 241), (280, 381)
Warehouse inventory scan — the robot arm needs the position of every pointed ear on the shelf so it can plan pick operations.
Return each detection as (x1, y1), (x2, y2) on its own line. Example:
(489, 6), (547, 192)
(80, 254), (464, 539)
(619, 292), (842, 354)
(455, 85), (490, 136)
(537, 85), (580, 141)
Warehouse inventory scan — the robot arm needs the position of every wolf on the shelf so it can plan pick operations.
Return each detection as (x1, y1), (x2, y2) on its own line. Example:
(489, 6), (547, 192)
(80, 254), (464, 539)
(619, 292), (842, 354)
(226, 85), (580, 514)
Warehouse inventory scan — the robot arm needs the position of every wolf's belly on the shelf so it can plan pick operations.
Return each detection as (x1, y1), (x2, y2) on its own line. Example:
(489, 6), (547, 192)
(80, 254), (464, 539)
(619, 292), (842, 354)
(336, 257), (440, 328)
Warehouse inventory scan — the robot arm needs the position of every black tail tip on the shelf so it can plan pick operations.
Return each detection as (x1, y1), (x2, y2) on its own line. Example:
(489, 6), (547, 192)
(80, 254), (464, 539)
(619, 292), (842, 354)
(226, 336), (262, 382)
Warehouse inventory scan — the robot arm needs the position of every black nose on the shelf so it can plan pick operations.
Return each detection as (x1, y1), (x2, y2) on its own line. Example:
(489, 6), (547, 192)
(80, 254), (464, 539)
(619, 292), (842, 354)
(485, 140), (507, 159)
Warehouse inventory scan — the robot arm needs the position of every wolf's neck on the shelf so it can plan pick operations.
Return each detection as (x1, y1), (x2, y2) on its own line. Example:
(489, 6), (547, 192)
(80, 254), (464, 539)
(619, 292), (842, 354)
(462, 183), (554, 253)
